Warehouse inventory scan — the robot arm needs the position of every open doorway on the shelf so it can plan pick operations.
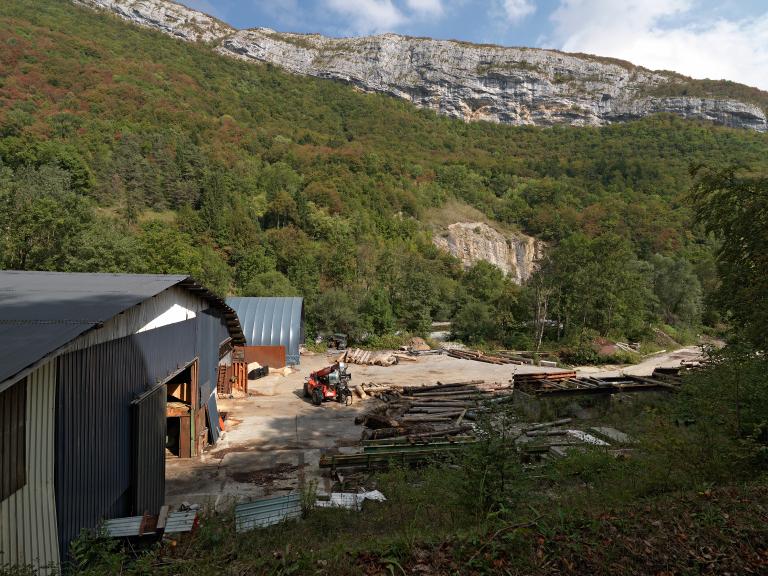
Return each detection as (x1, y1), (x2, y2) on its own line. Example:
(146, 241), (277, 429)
(165, 360), (198, 459)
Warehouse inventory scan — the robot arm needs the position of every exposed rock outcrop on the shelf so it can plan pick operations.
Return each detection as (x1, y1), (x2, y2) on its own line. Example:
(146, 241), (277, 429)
(74, 0), (768, 132)
(74, 0), (233, 42)
(433, 223), (544, 284)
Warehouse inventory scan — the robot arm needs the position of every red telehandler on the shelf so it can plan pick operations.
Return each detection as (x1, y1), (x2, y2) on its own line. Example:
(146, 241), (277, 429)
(303, 361), (353, 406)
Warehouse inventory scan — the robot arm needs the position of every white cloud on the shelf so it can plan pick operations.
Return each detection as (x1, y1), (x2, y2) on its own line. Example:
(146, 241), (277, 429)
(324, 0), (407, 34)
(548, 0), (768, 90)
(501, 0), (536, 23)
(405, 0), (445, 17)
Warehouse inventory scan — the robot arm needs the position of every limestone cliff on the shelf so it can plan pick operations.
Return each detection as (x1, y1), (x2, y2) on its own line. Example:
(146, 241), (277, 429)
(433, 223), (543, 284)
(74, 0), (767, 132)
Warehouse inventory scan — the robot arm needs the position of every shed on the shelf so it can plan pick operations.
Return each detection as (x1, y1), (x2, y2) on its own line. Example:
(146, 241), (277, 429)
(0, 271), (244, 572)
(226, 297), (305, 365)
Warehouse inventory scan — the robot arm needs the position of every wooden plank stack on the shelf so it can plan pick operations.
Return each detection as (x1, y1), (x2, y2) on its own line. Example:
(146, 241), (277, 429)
(514, 371), (680, 396)
(446, 349), (527, 365)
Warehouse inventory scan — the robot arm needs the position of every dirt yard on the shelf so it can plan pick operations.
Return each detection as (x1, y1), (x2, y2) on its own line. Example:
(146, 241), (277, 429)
(165, 348), (702, 508)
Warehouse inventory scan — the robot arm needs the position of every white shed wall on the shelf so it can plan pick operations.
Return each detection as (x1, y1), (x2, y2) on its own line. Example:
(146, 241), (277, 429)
(63, 286), (204, 353)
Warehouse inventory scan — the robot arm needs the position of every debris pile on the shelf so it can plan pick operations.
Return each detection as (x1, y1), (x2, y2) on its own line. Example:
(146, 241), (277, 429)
(405, 336), (431, 352)
(343, 348), (399, 366)
(514, 418), (635, 461)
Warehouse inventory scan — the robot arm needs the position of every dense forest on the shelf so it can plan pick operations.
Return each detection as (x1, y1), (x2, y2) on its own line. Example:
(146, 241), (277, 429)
(1, 0), (768, 352)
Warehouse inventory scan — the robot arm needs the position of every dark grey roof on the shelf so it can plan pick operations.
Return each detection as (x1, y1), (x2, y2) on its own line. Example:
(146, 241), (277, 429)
(226, 297), (304, 365)
(0, 271), (244, 387)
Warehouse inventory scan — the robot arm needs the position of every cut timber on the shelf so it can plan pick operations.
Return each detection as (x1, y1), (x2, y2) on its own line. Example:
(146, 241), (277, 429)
(407, 389), (482, 398)
(522, 418), (572, 432)
(403, 381), (484, 394)
(406, 425), (473, 439)
(400, 416), (455, 423)
(526, 429), (568, 437)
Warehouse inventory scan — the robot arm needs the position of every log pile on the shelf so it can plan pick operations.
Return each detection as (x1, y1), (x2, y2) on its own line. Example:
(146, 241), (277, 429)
(357, 380), (514, 441)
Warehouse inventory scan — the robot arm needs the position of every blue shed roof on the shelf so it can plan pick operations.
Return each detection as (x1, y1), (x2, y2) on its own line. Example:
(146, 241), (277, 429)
(226, 297), (305, 365)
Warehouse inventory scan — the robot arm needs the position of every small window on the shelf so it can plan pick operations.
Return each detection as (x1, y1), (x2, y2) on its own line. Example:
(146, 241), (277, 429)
(0, 378), (26, 501)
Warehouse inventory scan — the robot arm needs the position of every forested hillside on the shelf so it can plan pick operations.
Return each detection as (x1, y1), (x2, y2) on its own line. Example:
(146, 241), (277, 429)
(1, 0), (767, 348)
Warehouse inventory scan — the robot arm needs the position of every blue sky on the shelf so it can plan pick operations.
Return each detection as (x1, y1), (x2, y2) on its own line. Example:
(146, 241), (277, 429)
(182, 1), (768, 89)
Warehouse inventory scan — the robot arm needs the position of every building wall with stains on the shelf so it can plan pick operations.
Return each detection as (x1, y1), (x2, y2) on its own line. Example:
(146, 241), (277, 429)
(0, 360), (59, 573)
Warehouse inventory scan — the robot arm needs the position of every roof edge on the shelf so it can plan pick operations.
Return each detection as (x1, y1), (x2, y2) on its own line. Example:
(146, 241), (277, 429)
(178, 277), (245, 345)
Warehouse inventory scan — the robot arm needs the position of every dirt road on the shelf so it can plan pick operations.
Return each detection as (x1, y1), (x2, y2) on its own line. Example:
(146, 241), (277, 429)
(576, 346), (703, 377)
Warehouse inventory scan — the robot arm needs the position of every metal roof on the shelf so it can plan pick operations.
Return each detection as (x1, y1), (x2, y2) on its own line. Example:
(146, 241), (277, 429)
(0, 271), (244, 387)
(226, 297), (304, 365)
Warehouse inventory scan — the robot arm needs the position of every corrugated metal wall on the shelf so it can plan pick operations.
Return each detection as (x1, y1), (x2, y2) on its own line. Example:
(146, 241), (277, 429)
(55, 320), (197, 560)
(196, 309), (230, 443)
(130, 385), (166, 515)
(0, 361), (59, 573)
(226, 297), (305, 365)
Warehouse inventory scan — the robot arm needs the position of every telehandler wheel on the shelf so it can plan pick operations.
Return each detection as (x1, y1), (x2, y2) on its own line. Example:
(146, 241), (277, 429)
(312, 388), (324, 406)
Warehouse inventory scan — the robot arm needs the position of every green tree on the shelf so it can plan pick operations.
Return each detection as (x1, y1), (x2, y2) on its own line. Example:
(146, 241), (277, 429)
(462, 260), (506, 303)
(452, 300), (495, 344)
(650, 253), (703, 327)
(691, 167), (768, 349)
(242, 271), (297, 297)
(360, 287), (395, 335)
(0, 165), (93, 270)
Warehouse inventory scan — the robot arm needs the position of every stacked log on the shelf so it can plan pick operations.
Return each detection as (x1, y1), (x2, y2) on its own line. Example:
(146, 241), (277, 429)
(357, 380), (515, 441)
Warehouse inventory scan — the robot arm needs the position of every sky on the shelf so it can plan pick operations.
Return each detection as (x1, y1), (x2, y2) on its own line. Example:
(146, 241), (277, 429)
(181, 0), (768, 90)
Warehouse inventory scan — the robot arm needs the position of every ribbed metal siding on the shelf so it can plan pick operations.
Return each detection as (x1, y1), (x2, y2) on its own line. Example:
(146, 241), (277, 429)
(196, 309), (230, 443)
(0, 361), (59, 573)
(226, 297), (304, 365)
(131, 385), (165, 515)
(55, 320), (198, 560)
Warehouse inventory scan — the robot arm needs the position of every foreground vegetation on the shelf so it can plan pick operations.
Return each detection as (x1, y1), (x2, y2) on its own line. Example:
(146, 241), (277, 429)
(2, 0), (768, 352)
(8, 347), (762, 576)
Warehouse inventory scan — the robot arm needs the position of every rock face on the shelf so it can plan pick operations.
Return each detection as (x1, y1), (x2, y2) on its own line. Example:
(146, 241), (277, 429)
(433, 223), (544, 284)
(74, 0), (767, 132)
(73, 0), (233, 42)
